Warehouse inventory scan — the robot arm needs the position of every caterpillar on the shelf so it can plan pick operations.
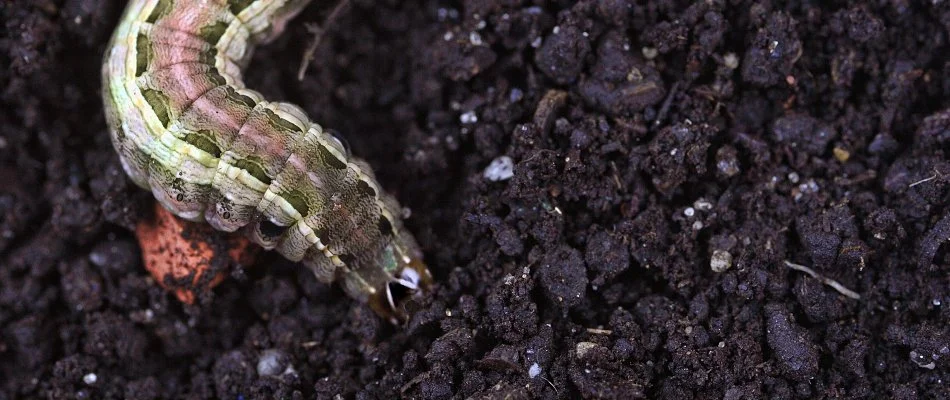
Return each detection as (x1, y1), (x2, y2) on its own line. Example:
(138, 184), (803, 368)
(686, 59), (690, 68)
(101, 0), (431, 323)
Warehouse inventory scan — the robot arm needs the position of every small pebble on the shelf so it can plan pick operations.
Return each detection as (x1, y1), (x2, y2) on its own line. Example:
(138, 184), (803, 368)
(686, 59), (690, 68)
(469, 32), (482, 46)
(528, 363), (541, 378)
(575, 342), (598, 359)
(716, 147), (741, 177)
(723, 52), (739, 69)
(460, 111), (478, 124)
(642, 47), (658, 59)
(833, 147), (850, 162)
(83, 373), (97, 385)
(788, 172), (800, 184)
(483, 156), (514, 181)
(694, 199), (713, 211)
(257, 349), (291, 376)
(710, 250), (733, 273)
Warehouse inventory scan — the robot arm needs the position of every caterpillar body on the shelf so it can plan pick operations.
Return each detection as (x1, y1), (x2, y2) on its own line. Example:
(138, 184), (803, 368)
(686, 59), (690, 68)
(101, 0), (431, 322)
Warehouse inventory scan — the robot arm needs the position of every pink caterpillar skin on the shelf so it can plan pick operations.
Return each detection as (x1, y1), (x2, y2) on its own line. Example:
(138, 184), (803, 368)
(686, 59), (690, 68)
(102, 0), (431, 322)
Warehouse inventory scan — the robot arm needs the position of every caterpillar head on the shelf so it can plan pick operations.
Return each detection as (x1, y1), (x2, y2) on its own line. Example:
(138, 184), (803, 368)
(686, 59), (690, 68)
(366, 243), (433, 325)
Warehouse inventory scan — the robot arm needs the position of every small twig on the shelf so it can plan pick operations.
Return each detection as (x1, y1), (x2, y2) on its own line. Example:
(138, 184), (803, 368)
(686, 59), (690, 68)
(783, 260), (861, 300)
(609, 161), (623, 190)
(586, 327), (613, 335)
(297, 0), (350, 81)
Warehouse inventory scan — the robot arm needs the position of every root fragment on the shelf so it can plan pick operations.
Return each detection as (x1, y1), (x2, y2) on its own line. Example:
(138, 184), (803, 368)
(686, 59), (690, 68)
(297, 0), (351, 80)
(783, 260), (861, 300)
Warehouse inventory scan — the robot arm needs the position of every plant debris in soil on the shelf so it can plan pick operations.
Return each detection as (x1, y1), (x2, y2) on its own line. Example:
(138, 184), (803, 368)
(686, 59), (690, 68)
(2, 0), (950, 399)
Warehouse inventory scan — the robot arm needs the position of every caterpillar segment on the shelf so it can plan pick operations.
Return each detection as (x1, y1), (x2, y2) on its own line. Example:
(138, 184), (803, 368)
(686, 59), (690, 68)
(102, 0), (431, 322)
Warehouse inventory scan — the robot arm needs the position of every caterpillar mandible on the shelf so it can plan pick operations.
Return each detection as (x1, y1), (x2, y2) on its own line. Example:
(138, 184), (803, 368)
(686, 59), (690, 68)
(101, 0), (431, 323)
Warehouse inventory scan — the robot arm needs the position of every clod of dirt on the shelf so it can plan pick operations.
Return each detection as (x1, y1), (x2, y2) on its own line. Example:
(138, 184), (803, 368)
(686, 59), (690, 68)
(579, 30), (665, 116)
(916, 108), (950, 147)
(795, 204), (862, 267)
(58, 259), (104, 312)
(537, 245), (588, 309)
(765, 304), (819, 382)
(740, 11), (802, 87)
(886, 323), (950, 371)
(569, 337), (646, 399)
(792, 276), (852, 323)
(82, 311), (148, 365)
(48, 354), (98, 399)
(918, 213), (950, 268)
(535, 25), (591, 84)
(4, 315), (54, 370)
(585, 228), (630, 286)
(212, 350), (256, 398)
(647, 122), (715, 195)
(772, 114), (838, 157)
(831, 6), (884, 44)
(426, 328), (476, 364)
(124, 377), (162, 400)
(485, 268), (538, 343)
(248, 276), (300, 319)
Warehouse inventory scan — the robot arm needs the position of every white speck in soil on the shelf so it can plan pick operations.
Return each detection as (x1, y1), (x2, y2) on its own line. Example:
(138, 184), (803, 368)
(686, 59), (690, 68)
(469, 32), (482, 46)
(694, 199), (713, 211)
(460, 111), (478, 124)
(910, 350), (936, 370)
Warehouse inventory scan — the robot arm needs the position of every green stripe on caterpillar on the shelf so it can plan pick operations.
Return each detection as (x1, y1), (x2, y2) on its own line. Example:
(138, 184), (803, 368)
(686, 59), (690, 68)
(101, 0), (431, 323)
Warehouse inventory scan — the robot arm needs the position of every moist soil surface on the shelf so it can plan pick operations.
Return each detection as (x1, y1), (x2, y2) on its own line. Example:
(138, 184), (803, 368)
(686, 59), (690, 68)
(2, 0), (950, 399)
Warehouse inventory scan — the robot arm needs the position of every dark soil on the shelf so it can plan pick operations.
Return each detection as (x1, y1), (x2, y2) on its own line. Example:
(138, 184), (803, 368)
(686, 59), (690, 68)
(2, 0), (950, 399)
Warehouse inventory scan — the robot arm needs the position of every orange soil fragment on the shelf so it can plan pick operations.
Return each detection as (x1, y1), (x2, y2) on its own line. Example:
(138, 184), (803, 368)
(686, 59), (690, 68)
(135, 202), (257, 303)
